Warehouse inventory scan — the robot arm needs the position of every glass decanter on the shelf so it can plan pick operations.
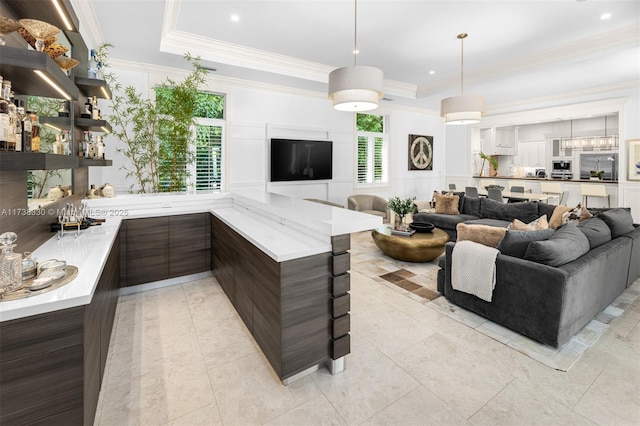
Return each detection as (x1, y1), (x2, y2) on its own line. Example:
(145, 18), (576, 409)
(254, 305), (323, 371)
(0, 232), (22, 292)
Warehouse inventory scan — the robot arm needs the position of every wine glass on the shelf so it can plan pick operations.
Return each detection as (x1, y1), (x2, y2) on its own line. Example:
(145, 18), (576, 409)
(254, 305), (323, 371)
(18, 19), (60, 52)
(0, 16), (20, 46)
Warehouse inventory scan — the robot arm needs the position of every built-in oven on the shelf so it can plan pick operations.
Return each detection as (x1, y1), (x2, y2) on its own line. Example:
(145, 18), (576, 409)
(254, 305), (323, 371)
(551, 159), (572, 179)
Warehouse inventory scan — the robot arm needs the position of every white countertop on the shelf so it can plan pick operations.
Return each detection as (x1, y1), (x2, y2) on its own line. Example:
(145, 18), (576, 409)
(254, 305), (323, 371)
(1, 191), (381, 322)
(0, 217), (122, 322)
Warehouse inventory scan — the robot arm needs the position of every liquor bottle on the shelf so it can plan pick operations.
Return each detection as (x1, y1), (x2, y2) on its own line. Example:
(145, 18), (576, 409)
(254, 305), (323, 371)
(80, 131), (88, 158)
(96, 61), (104, 79)
(53, 133), (63, 155)
(0, 232), (22, 293)
(87, 49), (97, 79)
(96, 135), (105, 159)
(87, 132), (96, 159)
(0, 100), (9, 151)
(92, 96), (99, 120)
(22, 110), (32, 152)
(82, 97), (92, 118)
(62, 129), (71, 155)
(1, 80), (11, 102)
(14, 105), (23, 152)
(7, 92), (16, 151)
(29, 111), (40, 152)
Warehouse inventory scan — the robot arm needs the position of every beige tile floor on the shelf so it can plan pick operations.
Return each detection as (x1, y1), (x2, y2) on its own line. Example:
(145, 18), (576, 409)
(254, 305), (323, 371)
(95, 231), (640, 426)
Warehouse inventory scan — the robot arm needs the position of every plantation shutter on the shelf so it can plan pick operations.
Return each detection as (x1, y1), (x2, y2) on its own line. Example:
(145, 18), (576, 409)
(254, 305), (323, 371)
(195, 120), (223, 191)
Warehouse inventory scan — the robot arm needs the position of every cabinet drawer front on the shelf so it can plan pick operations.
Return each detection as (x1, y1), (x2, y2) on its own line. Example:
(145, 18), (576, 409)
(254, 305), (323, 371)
(126, 256), (169, 286)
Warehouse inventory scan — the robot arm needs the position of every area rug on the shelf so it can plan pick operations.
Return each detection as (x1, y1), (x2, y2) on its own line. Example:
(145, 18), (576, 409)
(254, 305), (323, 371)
(350, 230), (640, 372)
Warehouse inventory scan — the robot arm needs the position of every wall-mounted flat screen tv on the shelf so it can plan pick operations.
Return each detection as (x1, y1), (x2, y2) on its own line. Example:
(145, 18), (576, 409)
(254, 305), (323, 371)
(270, 138), (333, 182)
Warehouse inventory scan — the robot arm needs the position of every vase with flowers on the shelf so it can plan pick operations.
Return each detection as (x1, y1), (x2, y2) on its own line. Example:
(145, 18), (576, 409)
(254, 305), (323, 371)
(387, 196), (417, 230)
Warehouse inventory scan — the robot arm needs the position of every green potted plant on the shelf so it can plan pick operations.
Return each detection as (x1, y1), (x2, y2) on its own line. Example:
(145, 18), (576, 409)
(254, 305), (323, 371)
(478, 151), (499, 177)
(387, 196), (417, 228)
(590, 159), (605, 180)
(100, 44), (208, 193)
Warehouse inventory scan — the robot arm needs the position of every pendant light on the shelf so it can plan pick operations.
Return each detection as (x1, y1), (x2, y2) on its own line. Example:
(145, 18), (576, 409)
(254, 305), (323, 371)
(328, 0), (384, 112)
(440, 33), (485, 125)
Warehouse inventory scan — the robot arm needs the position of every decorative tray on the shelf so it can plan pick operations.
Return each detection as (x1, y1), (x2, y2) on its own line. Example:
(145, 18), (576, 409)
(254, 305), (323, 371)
(409, 222), (435, 233)
(0, 265), (78, 302)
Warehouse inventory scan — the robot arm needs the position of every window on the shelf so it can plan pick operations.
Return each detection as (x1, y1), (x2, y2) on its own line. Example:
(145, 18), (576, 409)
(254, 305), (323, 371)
(155, 88), (225, 192)
(356, 113), (388, 185)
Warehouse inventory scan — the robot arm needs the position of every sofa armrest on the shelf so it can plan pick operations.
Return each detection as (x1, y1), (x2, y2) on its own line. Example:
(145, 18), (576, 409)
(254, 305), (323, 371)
(372, 196), (388, 213)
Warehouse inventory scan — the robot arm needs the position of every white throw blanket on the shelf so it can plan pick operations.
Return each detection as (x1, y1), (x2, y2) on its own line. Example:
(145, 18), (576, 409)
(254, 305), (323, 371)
(451, 240), (499, 302)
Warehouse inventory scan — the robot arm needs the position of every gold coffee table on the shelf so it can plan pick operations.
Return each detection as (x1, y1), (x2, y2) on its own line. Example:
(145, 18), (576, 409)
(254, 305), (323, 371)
(371, 226), (449, 262)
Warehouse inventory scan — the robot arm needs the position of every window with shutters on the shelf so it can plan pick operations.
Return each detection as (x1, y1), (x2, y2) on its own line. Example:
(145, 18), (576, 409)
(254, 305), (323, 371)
(356, 113), (388, 186)
(156, 89), (225, 192)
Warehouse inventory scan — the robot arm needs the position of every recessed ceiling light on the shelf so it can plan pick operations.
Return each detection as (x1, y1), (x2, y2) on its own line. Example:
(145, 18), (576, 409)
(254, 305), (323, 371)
(601, 13), (612, 20)
(230, 14), (240, 22)
(429, 70), (435, 75)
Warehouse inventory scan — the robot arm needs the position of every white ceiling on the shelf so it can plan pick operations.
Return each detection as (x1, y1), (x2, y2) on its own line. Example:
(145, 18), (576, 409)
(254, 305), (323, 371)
(81, 0), (640, 113)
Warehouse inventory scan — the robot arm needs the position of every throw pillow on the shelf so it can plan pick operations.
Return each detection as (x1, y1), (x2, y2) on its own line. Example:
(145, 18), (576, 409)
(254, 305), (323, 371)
(510, 215), (549, 231)
(456, 223), (507, 248)
(561, 203), (592, 225)
(435, 193), (460, 215)
(596, 208), (635, 238)
(524, 223), (590, 267)
(498, 228), (555, 258)
(577, 217), (612, 249)
(549, 205), (572, 229)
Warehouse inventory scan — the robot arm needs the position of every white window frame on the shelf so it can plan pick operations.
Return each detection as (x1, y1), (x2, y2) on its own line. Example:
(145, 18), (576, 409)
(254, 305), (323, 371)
(355, 115), (388, 187)
(186, 117), (226, 193)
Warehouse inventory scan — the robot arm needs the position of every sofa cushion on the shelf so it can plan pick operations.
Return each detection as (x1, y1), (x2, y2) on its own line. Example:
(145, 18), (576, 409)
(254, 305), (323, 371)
(456, 223), (507, 248)
(597, 208), (635, 238)
(510, 215), (549, 231)
(577, 217), (612, 249)
(480, 198), (539, 223)
(434, 193), (460, 215)
(498, 228), (555, 258)
(461, 195), (481, 217)
(464, 218), (511, 228)
(524, 223), (590, 266)
(413, 213), (478, 230)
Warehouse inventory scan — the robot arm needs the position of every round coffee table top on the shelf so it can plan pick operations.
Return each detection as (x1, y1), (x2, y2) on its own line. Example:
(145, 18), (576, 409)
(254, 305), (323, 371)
(371, 225), (449, 262)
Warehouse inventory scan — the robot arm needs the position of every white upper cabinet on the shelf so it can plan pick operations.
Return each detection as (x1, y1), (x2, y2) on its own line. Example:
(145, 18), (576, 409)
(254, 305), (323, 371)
(481, 127), (516, 155)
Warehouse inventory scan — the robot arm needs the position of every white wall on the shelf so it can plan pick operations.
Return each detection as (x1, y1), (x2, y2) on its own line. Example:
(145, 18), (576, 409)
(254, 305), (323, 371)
(90, 63), (447, 206)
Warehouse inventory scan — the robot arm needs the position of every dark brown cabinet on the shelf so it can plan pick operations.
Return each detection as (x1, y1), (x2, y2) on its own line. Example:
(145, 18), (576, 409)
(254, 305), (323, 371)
(169, 213), (211, 278)
(0, 230), (120, 425)
(122, 213), (211, 287)
(124, 216), (169, 286)
(211, 214), (333, 380)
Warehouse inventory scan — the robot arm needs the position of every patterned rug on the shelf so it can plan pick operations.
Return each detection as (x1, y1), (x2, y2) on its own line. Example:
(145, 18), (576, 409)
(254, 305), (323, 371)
(350, 230), (639, 372)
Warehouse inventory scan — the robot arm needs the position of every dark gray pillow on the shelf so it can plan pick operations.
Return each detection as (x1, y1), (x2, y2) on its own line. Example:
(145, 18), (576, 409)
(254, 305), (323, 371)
(524, 223), (590, 266)
(462, 196), (481, 216)
(480, 198), (539, 223)
(498, 228), (555, 258)
(577, 217), (612, 249)
(596, 208), (635, 238)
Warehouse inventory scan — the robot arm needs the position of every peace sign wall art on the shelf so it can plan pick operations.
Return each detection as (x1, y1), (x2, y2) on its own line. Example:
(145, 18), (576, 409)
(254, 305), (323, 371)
(408, 134), (434, 171)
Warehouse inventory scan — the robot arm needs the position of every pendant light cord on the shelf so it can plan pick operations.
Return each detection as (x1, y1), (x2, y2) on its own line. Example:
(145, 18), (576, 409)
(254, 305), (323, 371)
(459, 34), (466, 95)
(353, 0), (358, 66)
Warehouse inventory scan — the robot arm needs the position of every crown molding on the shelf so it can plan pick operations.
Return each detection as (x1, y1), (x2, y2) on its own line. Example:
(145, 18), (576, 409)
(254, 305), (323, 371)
(417, 23), (640, 97)
(486, 80), (639, 117)
(70, 0), (104, 49)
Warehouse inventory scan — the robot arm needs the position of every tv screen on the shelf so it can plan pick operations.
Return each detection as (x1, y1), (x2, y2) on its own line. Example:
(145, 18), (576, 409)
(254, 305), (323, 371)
(270, 139), (333, 182)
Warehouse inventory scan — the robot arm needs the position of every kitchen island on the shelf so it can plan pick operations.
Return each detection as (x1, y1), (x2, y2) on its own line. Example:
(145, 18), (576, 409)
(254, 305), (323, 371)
(0, 191), (380, 424)
(473, 176), (618, 207)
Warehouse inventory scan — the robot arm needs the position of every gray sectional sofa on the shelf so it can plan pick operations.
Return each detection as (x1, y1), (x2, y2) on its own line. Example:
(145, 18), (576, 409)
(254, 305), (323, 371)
(414, 196), (640, 347)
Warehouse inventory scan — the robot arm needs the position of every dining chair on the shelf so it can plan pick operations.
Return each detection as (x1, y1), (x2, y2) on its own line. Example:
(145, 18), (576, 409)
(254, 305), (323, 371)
(487, 188), (504, 203)
(464, 186), (479, 198)
(540, 181), (565, 205)
(508, 186), (526, 203)
(581, 184), (610, 208)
